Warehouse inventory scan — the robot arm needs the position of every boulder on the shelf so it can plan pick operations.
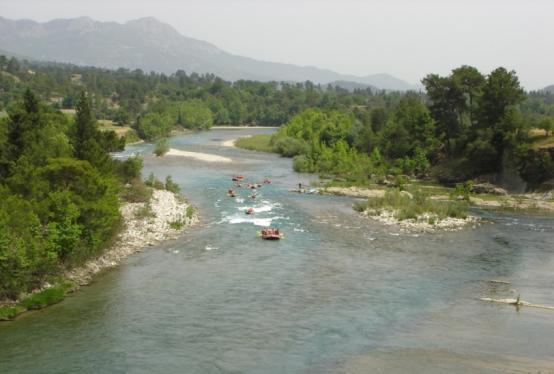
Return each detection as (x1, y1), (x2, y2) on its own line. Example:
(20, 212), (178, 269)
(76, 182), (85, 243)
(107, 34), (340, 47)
(472, 183), (508, 195)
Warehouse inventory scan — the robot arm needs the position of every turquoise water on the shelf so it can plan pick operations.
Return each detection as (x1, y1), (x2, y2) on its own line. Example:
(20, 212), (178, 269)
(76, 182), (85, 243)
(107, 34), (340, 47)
(1, 128), (554, 373)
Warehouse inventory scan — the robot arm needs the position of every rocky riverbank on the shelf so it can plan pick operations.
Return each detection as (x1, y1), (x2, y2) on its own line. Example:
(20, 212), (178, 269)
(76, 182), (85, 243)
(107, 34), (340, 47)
(321, 186), (554, 211)
(321, 186), (480, 232)
(362, 209), (480, 233)
(1, 189), (197, 320)
(67, 189), (198, 286)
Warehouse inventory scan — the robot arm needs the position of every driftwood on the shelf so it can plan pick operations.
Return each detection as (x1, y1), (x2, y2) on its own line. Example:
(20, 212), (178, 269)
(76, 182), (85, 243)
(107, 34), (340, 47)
(480, 297), (554, 311)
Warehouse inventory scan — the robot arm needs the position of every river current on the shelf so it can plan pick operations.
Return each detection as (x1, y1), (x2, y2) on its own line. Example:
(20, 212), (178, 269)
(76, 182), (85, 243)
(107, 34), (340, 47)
(1, 128), (553, 373)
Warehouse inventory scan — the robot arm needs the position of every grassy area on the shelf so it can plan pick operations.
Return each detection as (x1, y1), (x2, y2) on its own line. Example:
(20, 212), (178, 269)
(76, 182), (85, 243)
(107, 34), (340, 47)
(326, 177), (457, 197)
(529, 128), (554, 150)
(354, 189), (468, 221)
(186, 206), (195, 220)
(98, 119), (140, 143)
(20, 282), (73, 310)
(0, 110), (7, 118)
(0, 282), (74, 320)
(234, 134), (275, 152)
(123, 129), (141, 144)
(0, 305), (26, 321)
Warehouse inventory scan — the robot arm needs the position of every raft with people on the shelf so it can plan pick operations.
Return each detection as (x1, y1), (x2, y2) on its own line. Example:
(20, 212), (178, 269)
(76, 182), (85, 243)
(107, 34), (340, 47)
(259, 228), (283, 240)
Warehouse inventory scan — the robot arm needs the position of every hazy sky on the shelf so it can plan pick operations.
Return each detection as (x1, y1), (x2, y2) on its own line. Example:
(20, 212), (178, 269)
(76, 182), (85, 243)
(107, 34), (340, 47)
(1, 0), (553, 89)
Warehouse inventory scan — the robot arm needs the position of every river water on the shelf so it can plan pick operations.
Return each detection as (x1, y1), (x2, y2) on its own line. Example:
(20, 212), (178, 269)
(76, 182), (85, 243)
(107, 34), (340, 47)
(1, 128), (553, 373)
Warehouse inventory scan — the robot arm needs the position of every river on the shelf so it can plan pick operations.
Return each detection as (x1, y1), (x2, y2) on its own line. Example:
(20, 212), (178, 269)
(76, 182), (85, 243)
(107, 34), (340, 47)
(1, 128), (553, 373)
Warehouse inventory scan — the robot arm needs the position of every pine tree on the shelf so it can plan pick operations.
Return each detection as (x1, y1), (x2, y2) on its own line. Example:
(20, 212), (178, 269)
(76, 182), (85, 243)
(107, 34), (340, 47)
(72, 91), (110, 171)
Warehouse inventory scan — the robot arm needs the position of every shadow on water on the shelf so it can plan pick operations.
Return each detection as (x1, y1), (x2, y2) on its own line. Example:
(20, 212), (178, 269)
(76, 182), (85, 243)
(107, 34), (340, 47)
(1, 129), (554, 373)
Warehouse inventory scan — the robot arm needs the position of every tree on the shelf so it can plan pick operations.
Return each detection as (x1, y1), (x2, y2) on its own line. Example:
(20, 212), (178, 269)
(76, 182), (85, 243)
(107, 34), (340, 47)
(154, 138), (170, 156)
(40, 158), (120, 253)
(479, 68), (525, 127)
(5, 89), (43, 165)
(180, 99), (214, 129)
(71, 91), (111, 171)
(476, 67), (525, 167)
(135, 112), (173, 140)
(451, 65), (485, 126)
(422, 74), (466, 154)
(538, 117), (553, 136)
(3, 89), (72, 176)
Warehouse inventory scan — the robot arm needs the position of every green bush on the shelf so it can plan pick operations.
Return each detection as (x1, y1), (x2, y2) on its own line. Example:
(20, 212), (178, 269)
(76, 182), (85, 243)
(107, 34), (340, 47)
(154, 138), (170, 157)
(234, 134), (275, 152)
(134, 203), (156, 219)
(292, 155), (312, 172)
(393, 175), (409, 190)
(273, 136), (308, 157)
(115, 156), (143, 183)
(135, 112), (173, 141)
(186, 205), (195, 220)
(0, 305), (26, 320)
(20, 283), (72, 310)
(123, 129), (141, 144)
(121, 179), (152, 203)
(165, 175), (180, 194)
(451, 181), (473, 201)
(168, 219), (185, 230)
(362, 189), (468, 221)
(145, 172), (164, 189)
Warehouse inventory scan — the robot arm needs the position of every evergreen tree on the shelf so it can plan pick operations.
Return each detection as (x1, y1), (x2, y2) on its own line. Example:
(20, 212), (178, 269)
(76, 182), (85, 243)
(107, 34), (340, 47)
(72, 91), (110, 171)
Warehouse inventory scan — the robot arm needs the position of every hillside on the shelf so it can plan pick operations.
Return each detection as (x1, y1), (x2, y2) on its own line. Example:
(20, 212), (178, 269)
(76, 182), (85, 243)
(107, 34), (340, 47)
(0, 16), (417, 91)
(327, 80), (378, 92)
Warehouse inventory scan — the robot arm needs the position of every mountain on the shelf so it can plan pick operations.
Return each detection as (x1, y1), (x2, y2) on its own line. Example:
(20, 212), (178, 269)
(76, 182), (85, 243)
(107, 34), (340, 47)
(542, 85), (554, 94)
(0, 16), (417, 91)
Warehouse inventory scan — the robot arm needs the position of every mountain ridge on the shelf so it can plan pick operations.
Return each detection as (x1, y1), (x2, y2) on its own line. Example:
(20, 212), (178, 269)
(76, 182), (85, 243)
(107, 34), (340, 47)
(0, 16), (418, 90)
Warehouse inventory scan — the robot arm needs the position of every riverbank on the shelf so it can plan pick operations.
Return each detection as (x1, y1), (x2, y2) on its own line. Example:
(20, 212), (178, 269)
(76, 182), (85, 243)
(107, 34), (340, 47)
(233, 134), (276, 152)
(322, 186), (554, 212)
(221, 138), (238, 147)
(232, 134), (554, 213)
(211, 126), (278, 129)
(362, 209), (480, 232)
(0, 189), (198, 321)
(344, 188), (478, 232)
(319, 185), (554, 231)
(67, 189), (198, 286)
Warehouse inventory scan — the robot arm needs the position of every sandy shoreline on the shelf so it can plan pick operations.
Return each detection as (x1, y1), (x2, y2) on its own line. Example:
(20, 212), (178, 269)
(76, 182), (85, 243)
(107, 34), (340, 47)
(321, 186), (386, 199)
(166, 148), (232, 163)
(66, 189), (198, 286)
(221, 139), (238, 147)
(211, 126), (277, 129)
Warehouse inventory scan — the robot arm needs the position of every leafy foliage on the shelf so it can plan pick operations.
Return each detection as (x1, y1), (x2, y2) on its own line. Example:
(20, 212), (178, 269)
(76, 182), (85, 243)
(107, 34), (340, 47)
(356, 189), (468, 221)
(154, 138), (170, 157)
(0, 90), (130, 300)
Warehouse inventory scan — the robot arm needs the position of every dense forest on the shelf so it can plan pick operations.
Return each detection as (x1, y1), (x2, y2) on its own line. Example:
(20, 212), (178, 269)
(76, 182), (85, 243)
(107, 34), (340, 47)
(270, 67), (554, 187)
(0, 89), (142, 300)
(2, 55), (553, 189)
(0, 55), (405, 140)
